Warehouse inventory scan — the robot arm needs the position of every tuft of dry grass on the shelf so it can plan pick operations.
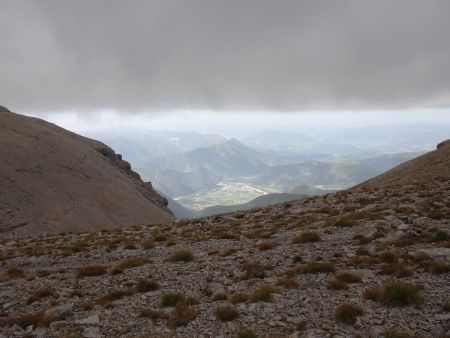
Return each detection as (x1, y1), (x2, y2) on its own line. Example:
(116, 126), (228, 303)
(363, 287), (382, 301)
(327, 277), (348, 290)
(419, 260), (450, 274)
(383, 329), (412, 338)
(168, 305), (200, 326)
(241, 263), (266, 280)
(379, 263), (413, 278)
(230, 292), (249, 304)
(301, 261), (335, 274)
(215, 305), (239, 322)
(142, 239), (155, 249)
(6, 267), (25, 279)
(139, 308), (169, 322)
(167, 249), (196, 262)
(292, 231), (321, 244)
(26, 287), (55, 304)
(76, 265), (107, 278)
(8, 311), (57, 328)
(334, 303), (363, 325)
(250, 284), (278, 302)
(276, 277), (299, 289)
(257, 240), (278, 251)
(98, 288), (135, 305)
(135, 279), (159, 293)
(334, 271), (362, 283)
(117, 257), (150, 269)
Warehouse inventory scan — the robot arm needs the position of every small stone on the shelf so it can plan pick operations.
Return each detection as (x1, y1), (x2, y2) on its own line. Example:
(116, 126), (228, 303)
(50, 320), (69, 330)
(76, 314), (100, 326)
(83, 326), (100, 338)
(397, 223), (409, 230)
(45, 303), (73, 320)
(0, 318), (7, 327)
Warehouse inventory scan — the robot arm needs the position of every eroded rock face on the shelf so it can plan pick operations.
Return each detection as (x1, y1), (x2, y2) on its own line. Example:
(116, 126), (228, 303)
(0, 105), (10, 112)
(0, 109), (173, 236)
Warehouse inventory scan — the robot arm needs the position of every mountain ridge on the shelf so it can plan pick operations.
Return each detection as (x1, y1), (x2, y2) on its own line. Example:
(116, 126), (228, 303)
(0, 109), (174, 236)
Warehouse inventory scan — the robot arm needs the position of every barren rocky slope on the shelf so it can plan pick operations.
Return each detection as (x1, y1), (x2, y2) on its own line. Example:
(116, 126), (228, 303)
(0, 107), (173, 236)
(0, 142), (449, 338)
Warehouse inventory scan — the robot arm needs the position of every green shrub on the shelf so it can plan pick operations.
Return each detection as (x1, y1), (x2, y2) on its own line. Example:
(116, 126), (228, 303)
(381, 283), (422, 306)
(161, 292), (185, 307)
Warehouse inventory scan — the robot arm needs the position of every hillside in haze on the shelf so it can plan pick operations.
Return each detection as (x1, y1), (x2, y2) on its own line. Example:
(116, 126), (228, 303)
(83, 127), (427, 213)
(0, 108), (174, 235)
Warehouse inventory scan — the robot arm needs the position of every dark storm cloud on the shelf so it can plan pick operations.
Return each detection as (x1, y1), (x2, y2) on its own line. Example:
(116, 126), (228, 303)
(1, 0), (450, 113)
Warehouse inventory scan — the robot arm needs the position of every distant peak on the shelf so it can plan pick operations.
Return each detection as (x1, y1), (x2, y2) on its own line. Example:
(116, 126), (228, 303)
(225, 137), (242, 145)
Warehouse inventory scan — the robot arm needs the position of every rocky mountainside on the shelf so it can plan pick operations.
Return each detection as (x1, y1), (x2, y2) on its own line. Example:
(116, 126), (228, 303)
(354, 140), (450, 190)
(0, 141), (449, 338)
(0, 108), (174, 236)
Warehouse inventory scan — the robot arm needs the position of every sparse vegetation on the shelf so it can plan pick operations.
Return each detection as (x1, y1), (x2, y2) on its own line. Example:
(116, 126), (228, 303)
(215, 305), (239, 321)
(135, 279), (159, 293)
(327, 277), (348, 290)
(6, 267), (25, 278)
(161, 292), (185, 307)
(292, 231), (321, 244)
(98, 288), (135, 305)
(168, 249), (196, 262)
(433, 230), (450, 242)
(139, 308), (169, 322)
(334, 271), (362, 283)
(363, 287), (382, 301)
(301, 261), (335, 274)
(230, 292), (249, 304)
(250, 284), (278, 302)
(168, 305), (199, 326)
(276, 277), (299, 289)
(257, 240), (278, 251)
(142, 238), (155, 249)
(383, 329), (412, 338)
(8, 311), (57, 328)
(334, 303), (363, 325)
(241, 263), (266, 280)
(237, 329), (258, 338)
(381, 282), (422, 306)
(117, 257), (149, 269)
(76, 265), (107, 278)
(26, 287), (55, 304)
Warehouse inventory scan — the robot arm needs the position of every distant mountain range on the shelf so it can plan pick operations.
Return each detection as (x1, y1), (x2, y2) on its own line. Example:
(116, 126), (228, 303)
(80, 126), (441, 215)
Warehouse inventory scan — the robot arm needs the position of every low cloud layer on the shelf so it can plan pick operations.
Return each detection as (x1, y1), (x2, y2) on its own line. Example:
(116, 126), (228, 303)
(1, 1), (450, 113)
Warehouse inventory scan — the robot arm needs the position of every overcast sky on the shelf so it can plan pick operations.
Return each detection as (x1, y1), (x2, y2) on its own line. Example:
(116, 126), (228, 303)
(1, 0), (450, 115)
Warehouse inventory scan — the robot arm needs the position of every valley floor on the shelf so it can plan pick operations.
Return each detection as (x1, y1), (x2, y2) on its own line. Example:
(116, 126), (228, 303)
(1, 180), (450, 337)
